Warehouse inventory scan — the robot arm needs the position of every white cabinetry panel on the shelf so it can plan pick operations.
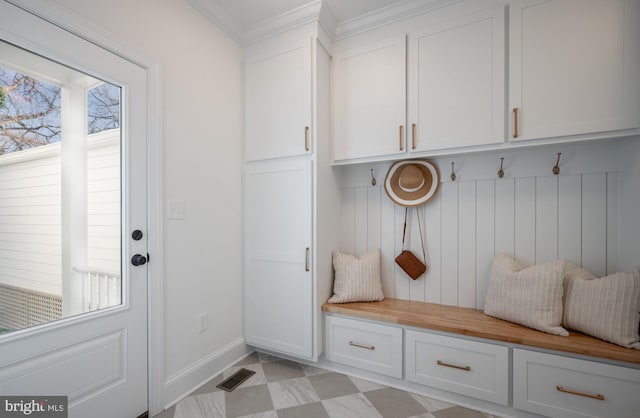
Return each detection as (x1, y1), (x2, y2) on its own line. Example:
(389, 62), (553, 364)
(332, 37), (407, 161)
(405, 330), (509, 405)
(513, 349), (640, 418)
(509, 0), (640, 140)
(408, 6), (505, 151)
(244, 37), (311, 161)
(244, 160), (312, 357)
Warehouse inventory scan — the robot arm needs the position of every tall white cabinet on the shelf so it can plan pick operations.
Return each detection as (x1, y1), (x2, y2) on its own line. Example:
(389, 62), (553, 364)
(244, 160), (312, 357)
(243, 25), (340, 360)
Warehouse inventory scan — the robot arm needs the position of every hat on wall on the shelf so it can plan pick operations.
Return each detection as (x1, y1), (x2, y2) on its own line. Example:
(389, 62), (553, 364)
(384, 160), (440, 207)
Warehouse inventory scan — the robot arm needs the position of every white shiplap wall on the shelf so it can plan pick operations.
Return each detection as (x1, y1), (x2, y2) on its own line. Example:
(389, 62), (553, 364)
(338, 141), (623, 309)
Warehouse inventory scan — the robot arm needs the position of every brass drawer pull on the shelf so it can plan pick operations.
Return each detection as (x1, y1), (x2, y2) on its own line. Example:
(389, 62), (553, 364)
(513, 107), (519, 138)
(305, 126), (310, 151)
(556, 385), (605, 401)
(411, 123), (416, 149)
(399, 125), (404, 151)
(349, 341), (375, 350)
(437, 360), (471, 371)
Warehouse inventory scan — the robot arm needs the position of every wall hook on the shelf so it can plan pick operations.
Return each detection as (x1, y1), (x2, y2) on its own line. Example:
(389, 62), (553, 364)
(498, 157), (505, 178)
(450, 162), (456, 181)
(370, 169), (377, 186)
(553, 153), (562, 175)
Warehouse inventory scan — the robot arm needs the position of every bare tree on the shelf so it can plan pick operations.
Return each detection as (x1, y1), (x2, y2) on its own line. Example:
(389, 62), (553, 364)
(88, 82), (121, 134)
(0, 68), (61, 155)
(0, 68), (120, 155)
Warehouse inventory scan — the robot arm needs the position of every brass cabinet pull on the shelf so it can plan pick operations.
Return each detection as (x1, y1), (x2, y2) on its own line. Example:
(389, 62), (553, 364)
(399, 125), (404, 151)
(305, 247), (310, 272)
(556, 385), (605, 401)
(513, 107), (519, 138)
(349, 341), (375, 350)
(304, 126), (310, 151)
(411, 123), (417, 149)
(437, 360), (471, 371)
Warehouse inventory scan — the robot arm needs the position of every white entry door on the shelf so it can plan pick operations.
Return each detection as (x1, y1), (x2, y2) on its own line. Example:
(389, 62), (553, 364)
(0, 2), (148, 418)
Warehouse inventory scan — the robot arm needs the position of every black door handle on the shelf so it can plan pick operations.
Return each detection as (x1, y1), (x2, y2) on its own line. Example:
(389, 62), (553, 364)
(131, 254), (147, 266)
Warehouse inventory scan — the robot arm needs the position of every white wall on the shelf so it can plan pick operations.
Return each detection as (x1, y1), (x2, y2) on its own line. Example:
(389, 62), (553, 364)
(338, 140), (631, 308)
(51, 0), (244, 406)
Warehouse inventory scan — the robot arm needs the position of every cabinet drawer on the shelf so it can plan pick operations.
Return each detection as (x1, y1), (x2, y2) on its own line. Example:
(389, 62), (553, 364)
(405, 330), (509, 405)
(514, 349), (640, 418)
(325, 315), (402, 378)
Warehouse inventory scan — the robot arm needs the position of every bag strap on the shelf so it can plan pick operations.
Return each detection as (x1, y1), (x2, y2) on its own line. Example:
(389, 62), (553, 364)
(401, 207), (408, 250)
(401, 207), (427, 262)
(416, 207), (426, 262)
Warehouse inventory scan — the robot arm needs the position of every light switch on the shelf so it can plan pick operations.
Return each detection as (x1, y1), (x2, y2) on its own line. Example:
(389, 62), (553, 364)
(168, 200), (185, 220)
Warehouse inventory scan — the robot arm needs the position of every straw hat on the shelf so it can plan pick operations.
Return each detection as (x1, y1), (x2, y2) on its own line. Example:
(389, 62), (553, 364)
(384, 160), (440, 207)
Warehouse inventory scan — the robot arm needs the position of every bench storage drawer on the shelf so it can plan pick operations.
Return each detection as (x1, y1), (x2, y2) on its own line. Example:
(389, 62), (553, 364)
(405, 330), (509, 405)
(513, 349), (640, 418)
(325, 315), (402, 378)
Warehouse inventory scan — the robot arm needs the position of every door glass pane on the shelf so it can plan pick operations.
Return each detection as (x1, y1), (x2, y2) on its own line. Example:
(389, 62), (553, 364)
(0, 39), (121, 335)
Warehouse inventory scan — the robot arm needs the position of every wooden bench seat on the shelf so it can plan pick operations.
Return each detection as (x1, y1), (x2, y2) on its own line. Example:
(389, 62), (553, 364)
(322, 298), (640, 366)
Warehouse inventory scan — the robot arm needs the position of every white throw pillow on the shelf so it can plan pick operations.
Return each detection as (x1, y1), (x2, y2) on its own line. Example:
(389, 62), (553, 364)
(563, 262), (640, 349)
(484, 254), (568, 336)
(328, 249), (384, 303)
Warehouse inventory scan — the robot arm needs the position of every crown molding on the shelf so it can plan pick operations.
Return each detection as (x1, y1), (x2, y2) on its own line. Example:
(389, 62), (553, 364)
(334, 0), (461, 40)
(185, 0), (243, 44)
(186, 0), (463, 45)
(241, 0), (323, 45)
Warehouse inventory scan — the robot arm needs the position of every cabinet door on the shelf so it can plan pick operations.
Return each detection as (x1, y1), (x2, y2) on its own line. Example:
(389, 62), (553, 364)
(244, 160), (313, 358)
(509, 0), (640, 141)
(408, 7), (505, 151)
(245, 38), (312, 161)
(332, 36), (407, 161)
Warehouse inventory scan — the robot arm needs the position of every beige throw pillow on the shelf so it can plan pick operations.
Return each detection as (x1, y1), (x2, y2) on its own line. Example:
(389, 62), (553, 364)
(563, 262), (640, 349)
(328, 249), (384, 303)
(484, 254), (568, 336)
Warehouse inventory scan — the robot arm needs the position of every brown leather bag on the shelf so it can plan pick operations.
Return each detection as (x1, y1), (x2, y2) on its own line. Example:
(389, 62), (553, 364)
(395, 208), (428, 280)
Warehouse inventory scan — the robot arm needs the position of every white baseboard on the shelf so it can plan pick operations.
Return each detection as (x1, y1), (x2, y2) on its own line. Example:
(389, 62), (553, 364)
(162, 338), (252, 410)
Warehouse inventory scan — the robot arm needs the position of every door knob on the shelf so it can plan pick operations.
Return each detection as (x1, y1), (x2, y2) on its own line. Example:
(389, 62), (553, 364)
(131, 254), (147, 266)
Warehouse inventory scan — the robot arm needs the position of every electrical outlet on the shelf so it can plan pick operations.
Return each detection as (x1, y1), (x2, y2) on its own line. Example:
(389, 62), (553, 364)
(168, 200), (185, 220)
(198, 312), (208, 334)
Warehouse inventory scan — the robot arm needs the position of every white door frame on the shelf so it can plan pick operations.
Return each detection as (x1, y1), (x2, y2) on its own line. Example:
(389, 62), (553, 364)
(4, 0), (166, 415)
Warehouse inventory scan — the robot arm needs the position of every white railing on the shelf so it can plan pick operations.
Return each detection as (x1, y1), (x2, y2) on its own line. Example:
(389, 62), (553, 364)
(73, 267), (121, 312)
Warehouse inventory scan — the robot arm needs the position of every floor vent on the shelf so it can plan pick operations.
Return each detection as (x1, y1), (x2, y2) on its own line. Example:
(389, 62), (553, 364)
(216, 368), (256, 392)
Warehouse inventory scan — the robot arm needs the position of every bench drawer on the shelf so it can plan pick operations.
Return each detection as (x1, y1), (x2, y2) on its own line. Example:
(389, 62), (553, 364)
(405, 330), (509, 405)
(325, 315), (402, 378)
(513, 349), (640, 418)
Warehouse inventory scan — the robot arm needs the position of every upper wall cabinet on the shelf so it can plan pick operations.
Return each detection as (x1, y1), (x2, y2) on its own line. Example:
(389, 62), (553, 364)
(332, 37), (407, 161)
(408, 6), (505, 152)
(509, 0), (640, 141)
(245, 37), (312, 161)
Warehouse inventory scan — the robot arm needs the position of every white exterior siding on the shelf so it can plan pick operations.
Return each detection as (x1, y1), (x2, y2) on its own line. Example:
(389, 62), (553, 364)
(0, 129), (120, 295)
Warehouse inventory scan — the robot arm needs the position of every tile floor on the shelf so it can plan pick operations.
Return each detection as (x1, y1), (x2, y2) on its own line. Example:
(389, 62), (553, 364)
(153, 352), (498, 418)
